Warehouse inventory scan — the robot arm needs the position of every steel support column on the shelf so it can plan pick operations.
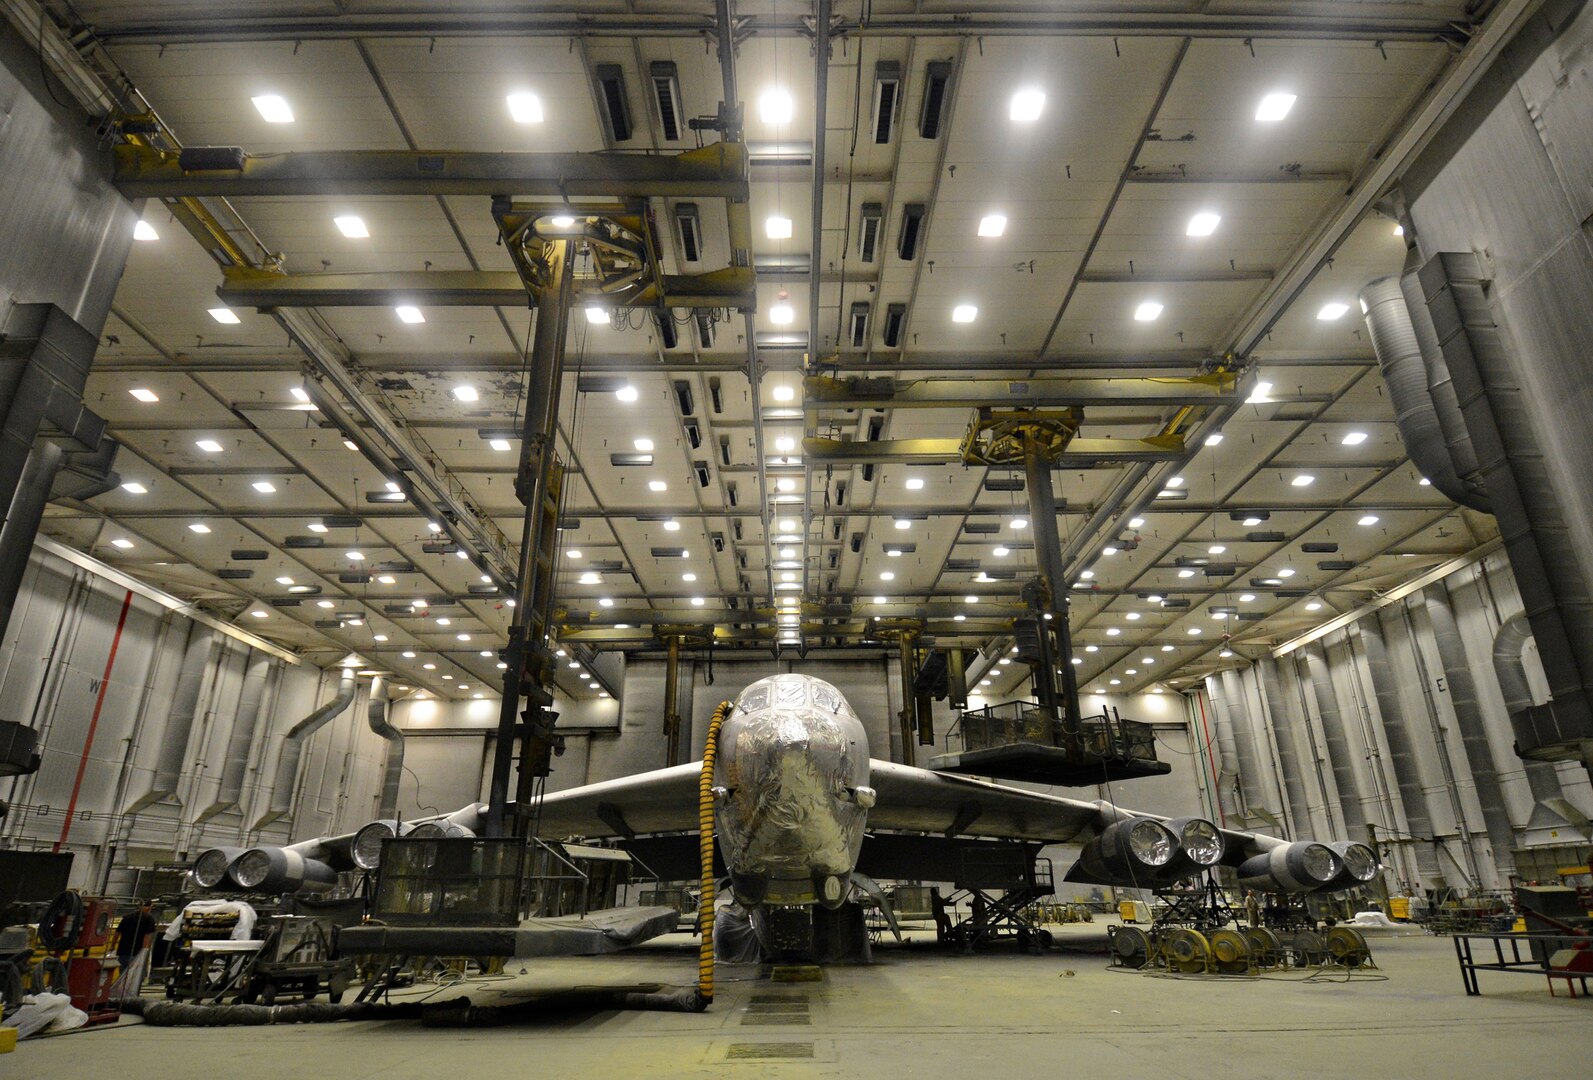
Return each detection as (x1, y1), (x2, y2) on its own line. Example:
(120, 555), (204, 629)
(0, 440), (65, 642)
(663, 634), (684, 767)
(1023, 435), (1081, 724)
(487, 240), (573, 837)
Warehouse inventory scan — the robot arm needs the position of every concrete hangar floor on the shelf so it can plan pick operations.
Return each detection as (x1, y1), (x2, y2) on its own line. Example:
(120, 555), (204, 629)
(22, 925), (1591, 1079)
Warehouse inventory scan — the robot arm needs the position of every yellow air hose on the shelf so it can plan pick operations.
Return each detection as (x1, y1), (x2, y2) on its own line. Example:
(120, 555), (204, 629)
(697, 700), (733, 1005)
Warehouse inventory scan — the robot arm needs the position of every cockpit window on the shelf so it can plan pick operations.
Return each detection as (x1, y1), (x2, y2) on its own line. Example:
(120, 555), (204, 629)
(773, 677), (806, 708)
(738, 683), (768, 711)
(811, 682), (841, 713)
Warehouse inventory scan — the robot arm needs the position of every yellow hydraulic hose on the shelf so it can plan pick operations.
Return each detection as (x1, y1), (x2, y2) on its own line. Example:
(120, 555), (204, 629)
(697, 700), (733, 1005)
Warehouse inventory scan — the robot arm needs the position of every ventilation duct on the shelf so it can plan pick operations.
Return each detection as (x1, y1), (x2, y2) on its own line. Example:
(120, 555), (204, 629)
(1414, 252), (1593, 770)
(1399, 249), (1489, 509)
(881, 302), (906, 347)
(197, 653), (273, 821)
(849, 302), (870, 348)
(1256, 657), (1317, 839)
(1220, 668), (1276, 823)
(1351, 618), (1441, 881)
(127, 627), (216, 811)
(368, 677), (404, 820)
(1422, 588), (1516, 869)
(649, 61), (683, 141)
(1201, 676), (1242, 824)
(897, 204), (926, 261)
(593, 63), (634, 141)
(918, 60), (953, 139)
(1301, 642), (1368, 836)
(1490, 612), (1570, 830)
(694, 312), (715, 349)
(1358, 275), (1488, 511)
(673, 202), (702, 263)
(255, 668), (358, 828)
(858, 203), (883, 262)
(654, 311), (679, 350)
(871, 61), (901, 144)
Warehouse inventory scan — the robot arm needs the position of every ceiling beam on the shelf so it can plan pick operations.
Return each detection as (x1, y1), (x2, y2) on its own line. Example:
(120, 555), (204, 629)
(1077, 269), (1273, 284)
(84, 10), (1478, 45)
(215, 267), (757, 311)
(802, 435), (1187, 466)
(112, 142), (750, 199)
(803, 371), (1247, 409)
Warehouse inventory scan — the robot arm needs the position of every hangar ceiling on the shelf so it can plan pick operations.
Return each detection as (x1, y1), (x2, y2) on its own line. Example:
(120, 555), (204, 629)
(28, 1), (1507, 704)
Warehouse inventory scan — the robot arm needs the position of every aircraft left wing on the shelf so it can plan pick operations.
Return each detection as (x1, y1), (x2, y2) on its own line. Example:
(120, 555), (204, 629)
(534, 762), (702, 838)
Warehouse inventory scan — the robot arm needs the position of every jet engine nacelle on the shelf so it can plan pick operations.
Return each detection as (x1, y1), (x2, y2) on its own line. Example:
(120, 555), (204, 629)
(191, 846), (248, 888)
(1236, 841), (1342, 893)
(227, 846), (339, 893)
(1068, 816), (1226, 889)
(1315, 841), (1380, 893)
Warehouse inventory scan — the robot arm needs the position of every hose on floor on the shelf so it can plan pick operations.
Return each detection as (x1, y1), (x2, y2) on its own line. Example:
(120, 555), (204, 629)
(697, 699), (733, 1006)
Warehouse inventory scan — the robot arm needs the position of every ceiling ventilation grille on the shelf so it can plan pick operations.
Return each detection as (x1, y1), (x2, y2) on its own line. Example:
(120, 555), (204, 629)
(649, 61), (683, 141)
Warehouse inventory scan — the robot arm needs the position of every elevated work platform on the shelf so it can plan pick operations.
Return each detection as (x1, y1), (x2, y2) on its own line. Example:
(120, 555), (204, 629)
(929, 702), (1171, 785)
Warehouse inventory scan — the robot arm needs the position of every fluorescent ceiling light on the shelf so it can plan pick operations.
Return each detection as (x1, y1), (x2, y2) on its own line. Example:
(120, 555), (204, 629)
(585, 306), (609, 325)
(1129, 517), (1144, 528)
(276, 576), (294, 586)
(759, 88), (794, 125)
(306, 522), (328, 533)
(453, 384), (479, 402)
(208, 308), (240, 324)
(1306, 601), (1323, 611)
(775, 436), (796, 452)
(252, 481), (276, 493)
(343, 439), (359, 451)
(951, 304), (978, 323)
(879, 571), (894, 581)
(111, 538), (134, 549)
(252, 94), (294, 123)
(345, 550), (365, 561)
(633, 438), (653, 452)
(1166, 476), (1184, 489)
(1317, 302), (1349, 321)
(121, 482), (148, 495)
(616, 385), (639, 403)
(1186, 212), (1221, 237)
(129, 388), (159, 403)
(395, 305), (425, 324)
(769, 303), (795, 325)
(683, 573), (697, 582)
(766, 216), (793, 239)
(334, 215), (368, 238)
(1010, 518), (1028, 530)
(377, 575), (395, 585)
(1255, 92), (1296, 122)
(977, 214), (1007, 238)
(1009, 88), (1045, 122)
(905, 477), (924, 490)
(993, 546), (1009, 557)
(548, 215), (575, 227)
(133, 221), (158, 242)
(188, 523), (211, 534)
(290, 387), (310, 403)
(579, 572), (600, 585)
(490, 439), (512, 452)
(1243, 516), (1262, 527)
(663, 520), (681, 532)
(1342, 431), (1368, 446)
(195, 439), (223, 453)
(1134, 300), (1163, 322)
(507, 92), (544, 123)
(1278, 568), (1296, 578)
(250, 610), (269, 619)
(1247, 381), (1273, 404)
(1291, 474), (1315, 487)
(648, 480), (667, 492)
(1208, 545), (1226, 554)
(776, 478), (798, 493)
(1358, 514), (1380, 526)
(772, 385), (796, 402)
(1205, 433), (1223, 446)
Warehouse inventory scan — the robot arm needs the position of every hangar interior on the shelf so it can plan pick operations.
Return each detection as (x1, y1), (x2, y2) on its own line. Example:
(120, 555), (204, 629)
(2, 0), (1593, 1073)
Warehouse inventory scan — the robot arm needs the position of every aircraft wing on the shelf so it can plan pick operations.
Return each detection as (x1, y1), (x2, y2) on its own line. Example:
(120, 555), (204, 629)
(530, 758), (1110, 845)
(865, 760), (1107, 843)
(533, 762), (703, 838)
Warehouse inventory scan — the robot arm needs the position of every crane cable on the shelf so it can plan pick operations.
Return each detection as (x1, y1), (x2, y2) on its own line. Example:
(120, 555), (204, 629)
(696, 700), (734, 1005)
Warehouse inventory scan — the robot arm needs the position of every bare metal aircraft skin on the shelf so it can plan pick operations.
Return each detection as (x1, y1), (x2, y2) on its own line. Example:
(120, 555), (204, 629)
(192, 674), (1379, 904)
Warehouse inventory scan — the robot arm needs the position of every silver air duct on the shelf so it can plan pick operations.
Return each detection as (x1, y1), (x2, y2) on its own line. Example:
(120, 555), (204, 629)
(1201, 676), (1243, 823)
(368, 677), (403, 820)
(1236, 842), (1342, 894)
(228, 846), (338, 894)
(1220, 668), (1276, 822)
(198, 652), (272, 821)
(1422, 588), (1517, 868)
(126, 626), (216, 811)
(1352, 617), (1441, 881)
(1256, 657), (1317, 837)
(1302, 643), (1368, 835)
(1491, 612), (1570, 828)
(1358, 274), (1486, 511)
(351, 819), (403, 871)
(255, 668), (357, 828)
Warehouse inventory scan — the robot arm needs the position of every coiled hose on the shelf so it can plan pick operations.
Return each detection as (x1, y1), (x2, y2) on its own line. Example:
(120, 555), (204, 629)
(697, 700), (733, 1006)
(37, 891), (85, 951)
